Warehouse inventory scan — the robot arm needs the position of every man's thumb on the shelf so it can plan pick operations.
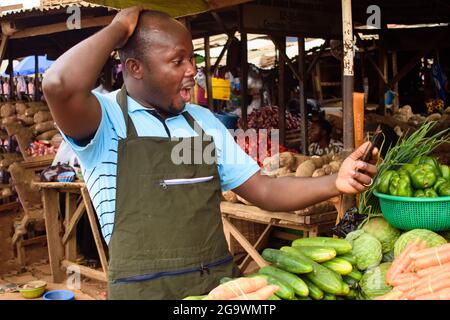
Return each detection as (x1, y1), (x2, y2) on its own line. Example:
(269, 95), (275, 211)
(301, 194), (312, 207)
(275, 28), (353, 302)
(350, 142), (371, 160)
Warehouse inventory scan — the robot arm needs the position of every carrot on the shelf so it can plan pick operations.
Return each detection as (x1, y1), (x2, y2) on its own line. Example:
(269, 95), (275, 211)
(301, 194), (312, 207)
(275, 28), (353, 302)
(405, 241), (427, 273)
(205, 276), (268, 300)
(410, 243), (450, 260)
(409, 272), (450, 298)
(416, 263), (450, 278)
(396, 269), (450, 294)
(231, 285), (279, 300)
(414, 249), (450, 270)
(414, 288), (450, 300)
(390, 273), (420, 287)
(374, 291), (404, 300)
(387, 239), (422, 285)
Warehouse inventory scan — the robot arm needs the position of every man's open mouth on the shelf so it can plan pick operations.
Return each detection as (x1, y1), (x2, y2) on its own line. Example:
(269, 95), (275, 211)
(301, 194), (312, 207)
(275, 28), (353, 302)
(180, 83), (194, 103)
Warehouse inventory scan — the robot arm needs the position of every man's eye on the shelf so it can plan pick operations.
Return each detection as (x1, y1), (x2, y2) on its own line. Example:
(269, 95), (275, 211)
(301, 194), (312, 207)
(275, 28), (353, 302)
(173, 60), (182, 65)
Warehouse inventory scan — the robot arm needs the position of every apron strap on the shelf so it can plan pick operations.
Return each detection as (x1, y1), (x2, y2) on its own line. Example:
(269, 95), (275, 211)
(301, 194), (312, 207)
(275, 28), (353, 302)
(182, 111), (206, 138)
(116, 85), (138, 138)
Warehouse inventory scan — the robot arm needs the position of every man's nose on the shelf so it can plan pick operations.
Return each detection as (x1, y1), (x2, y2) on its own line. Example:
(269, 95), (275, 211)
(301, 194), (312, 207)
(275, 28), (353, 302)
(186, 59), (197, 77)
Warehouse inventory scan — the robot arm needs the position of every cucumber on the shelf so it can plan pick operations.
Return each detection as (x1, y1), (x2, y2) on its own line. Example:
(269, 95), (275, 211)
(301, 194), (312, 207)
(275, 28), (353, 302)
(295, 295), (312, 300)
(338, 283), (350, 296)
(323, 293), (336, 300)
(291, 246), (336, 263)
(342, 275), (358, 289)
(269, 294), (282, 300)
(182, 295), (206, 300)
(321, 258), (353, 275)
(292, 237), (352, 255)
(302, 278), (324, 300)
(259, 266), (309, 297)
(254, 273), (295, 300)
(262, 248), (313, 274)
(219, 277), (233, 284)
(345, 289), (357, 300)
(347, 268), (363, 281)
(281, 246), (347, 295)
(339, 253), (357, 265)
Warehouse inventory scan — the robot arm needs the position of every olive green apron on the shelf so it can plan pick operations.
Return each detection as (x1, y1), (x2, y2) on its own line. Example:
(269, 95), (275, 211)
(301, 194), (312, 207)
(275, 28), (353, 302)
(107, 87), (240, 300)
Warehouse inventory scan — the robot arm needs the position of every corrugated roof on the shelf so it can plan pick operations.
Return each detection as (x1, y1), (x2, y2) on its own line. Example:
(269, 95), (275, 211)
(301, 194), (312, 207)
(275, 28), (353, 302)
(0, 1), (110, 18)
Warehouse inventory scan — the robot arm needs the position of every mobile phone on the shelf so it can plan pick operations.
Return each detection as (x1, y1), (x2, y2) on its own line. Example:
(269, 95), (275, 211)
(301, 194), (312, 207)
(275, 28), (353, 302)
(362, 125), (383, 162)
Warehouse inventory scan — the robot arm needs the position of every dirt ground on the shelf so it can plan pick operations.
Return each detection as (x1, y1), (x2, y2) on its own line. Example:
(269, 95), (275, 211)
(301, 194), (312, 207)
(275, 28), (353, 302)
(0, 261), (107, 300)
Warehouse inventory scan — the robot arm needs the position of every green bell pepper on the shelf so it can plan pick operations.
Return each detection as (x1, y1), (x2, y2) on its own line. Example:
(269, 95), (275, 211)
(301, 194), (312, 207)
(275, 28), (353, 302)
(414, 189), (426, 197)
(440, 164), (450, 181)
(423, 188), (438, 198)
(434, 177), (448, 192)
(389, 172), (413, 197)
(437, 182), (450, 197)
(411, 155), (441, 178)
(402, 163), (417, 176)
(376, 170), (395, 194)
(410, 164), (437, 189)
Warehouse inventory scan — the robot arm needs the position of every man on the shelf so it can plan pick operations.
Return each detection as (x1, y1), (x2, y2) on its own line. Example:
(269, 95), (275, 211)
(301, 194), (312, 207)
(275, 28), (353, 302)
(43, 7), (377, 300)
(308, 119), (343, 156)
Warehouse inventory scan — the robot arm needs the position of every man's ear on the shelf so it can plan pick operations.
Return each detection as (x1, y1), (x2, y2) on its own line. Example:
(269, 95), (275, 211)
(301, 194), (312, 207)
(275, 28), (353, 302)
(125, 58), (144, 80)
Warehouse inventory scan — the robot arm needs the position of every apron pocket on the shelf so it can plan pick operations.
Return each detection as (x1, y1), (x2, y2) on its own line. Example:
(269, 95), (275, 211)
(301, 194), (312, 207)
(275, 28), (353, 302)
(159, 175), (214, 189)
(112, 255), (233, 284)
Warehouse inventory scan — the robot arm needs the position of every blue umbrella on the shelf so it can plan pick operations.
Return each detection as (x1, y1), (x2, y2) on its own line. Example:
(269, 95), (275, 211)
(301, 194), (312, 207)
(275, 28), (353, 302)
(13, 55), (54, 76)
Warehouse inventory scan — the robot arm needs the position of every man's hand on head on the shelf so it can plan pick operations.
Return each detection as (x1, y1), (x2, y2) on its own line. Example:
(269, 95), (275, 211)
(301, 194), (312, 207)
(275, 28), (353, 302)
(111, 5), (145, 48)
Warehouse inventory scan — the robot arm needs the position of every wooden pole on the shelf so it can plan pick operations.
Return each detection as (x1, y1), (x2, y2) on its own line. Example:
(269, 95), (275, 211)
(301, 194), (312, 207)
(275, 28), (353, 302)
(240, 32), (248, 128)
(34, 55), (38, 101)
(8, 56), (14, 99)
(392, 51), (399, 113)
(341, 0), (356, 210)
(239, 5), (248, 129)
(378, 48), (387, 115)
(204, 36), (214, 111)
(278, 37), (286, 147)
(298, 37), (308, 154)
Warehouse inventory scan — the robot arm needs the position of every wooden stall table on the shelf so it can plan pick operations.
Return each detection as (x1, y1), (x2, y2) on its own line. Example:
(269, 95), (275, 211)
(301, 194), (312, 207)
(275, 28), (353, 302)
(220, 200), (339, 272)
(33, 182), (108, 283)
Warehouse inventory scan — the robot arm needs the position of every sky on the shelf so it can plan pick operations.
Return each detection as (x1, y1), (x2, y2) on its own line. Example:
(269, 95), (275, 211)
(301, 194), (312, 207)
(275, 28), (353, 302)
(1, 0), (40, 9)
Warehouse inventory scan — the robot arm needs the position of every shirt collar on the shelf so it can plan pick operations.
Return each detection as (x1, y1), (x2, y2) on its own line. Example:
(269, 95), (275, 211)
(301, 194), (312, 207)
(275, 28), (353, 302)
(126, 95), (187, 116)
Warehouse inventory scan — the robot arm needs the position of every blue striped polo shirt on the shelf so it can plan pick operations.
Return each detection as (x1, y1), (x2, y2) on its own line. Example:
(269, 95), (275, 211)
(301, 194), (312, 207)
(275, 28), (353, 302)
(60, 90), (260, 245)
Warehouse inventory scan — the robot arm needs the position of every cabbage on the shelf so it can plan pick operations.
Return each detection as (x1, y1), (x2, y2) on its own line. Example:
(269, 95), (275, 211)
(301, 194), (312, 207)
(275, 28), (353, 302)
(359, 262), (392, 300)
(346, 230), (383, 271)
(394, 229), (447, 257)
(361, 217), (401, 254)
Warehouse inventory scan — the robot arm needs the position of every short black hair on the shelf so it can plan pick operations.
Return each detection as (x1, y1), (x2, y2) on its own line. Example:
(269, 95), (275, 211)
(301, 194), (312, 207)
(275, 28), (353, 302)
(315, 119), (333, 136)
(118, 10), (173, 68)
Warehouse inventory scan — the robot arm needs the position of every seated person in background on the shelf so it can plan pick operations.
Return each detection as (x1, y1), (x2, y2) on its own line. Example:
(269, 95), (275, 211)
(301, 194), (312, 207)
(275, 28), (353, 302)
(308, 119), (343, 156)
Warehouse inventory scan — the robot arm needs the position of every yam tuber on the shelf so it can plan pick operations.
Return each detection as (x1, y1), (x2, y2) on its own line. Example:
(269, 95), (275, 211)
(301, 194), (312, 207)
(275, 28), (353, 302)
(279, 152), (296, 171)
(17, 114), (35, 126)
(15, 102), (27, 115)
(2, 116), (17, 125)
(34, 121), (55, 134)
(0, 103), (15, 118)
(312, 168), (326, 177)
(295, 160), (316, 177)
(310, 156), (324, 169)
(33, 111), (53, 124)
(36, 129), (59, 141)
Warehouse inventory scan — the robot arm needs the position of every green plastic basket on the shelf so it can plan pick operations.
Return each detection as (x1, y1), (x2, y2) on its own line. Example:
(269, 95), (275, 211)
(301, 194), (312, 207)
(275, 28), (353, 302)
(373, 191), (450, 231)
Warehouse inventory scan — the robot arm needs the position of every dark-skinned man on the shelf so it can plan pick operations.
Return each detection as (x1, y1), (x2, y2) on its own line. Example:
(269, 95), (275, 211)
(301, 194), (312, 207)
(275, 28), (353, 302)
(43, 7), (377, 300)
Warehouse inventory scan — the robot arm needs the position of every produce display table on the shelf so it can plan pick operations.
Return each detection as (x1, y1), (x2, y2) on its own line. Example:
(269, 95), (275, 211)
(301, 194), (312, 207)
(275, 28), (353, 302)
(220, 200), (339, 271)
(32, 182), (108, 283)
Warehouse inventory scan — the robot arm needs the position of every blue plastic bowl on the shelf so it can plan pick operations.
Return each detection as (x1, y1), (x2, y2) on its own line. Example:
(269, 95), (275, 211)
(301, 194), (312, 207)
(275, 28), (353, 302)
(57, 172), (75, 183)
(43, 290), (75, 300)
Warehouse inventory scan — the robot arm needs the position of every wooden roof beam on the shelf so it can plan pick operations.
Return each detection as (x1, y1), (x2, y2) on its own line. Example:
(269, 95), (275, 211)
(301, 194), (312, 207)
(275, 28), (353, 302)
(4, 15), (114, 40)
(269, 35), (303, 83)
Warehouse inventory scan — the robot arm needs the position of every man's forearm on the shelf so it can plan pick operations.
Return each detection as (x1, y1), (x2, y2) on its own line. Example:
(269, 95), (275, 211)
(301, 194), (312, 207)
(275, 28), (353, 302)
(45, 23), (126, 96)
(235, 174), (340, 212)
